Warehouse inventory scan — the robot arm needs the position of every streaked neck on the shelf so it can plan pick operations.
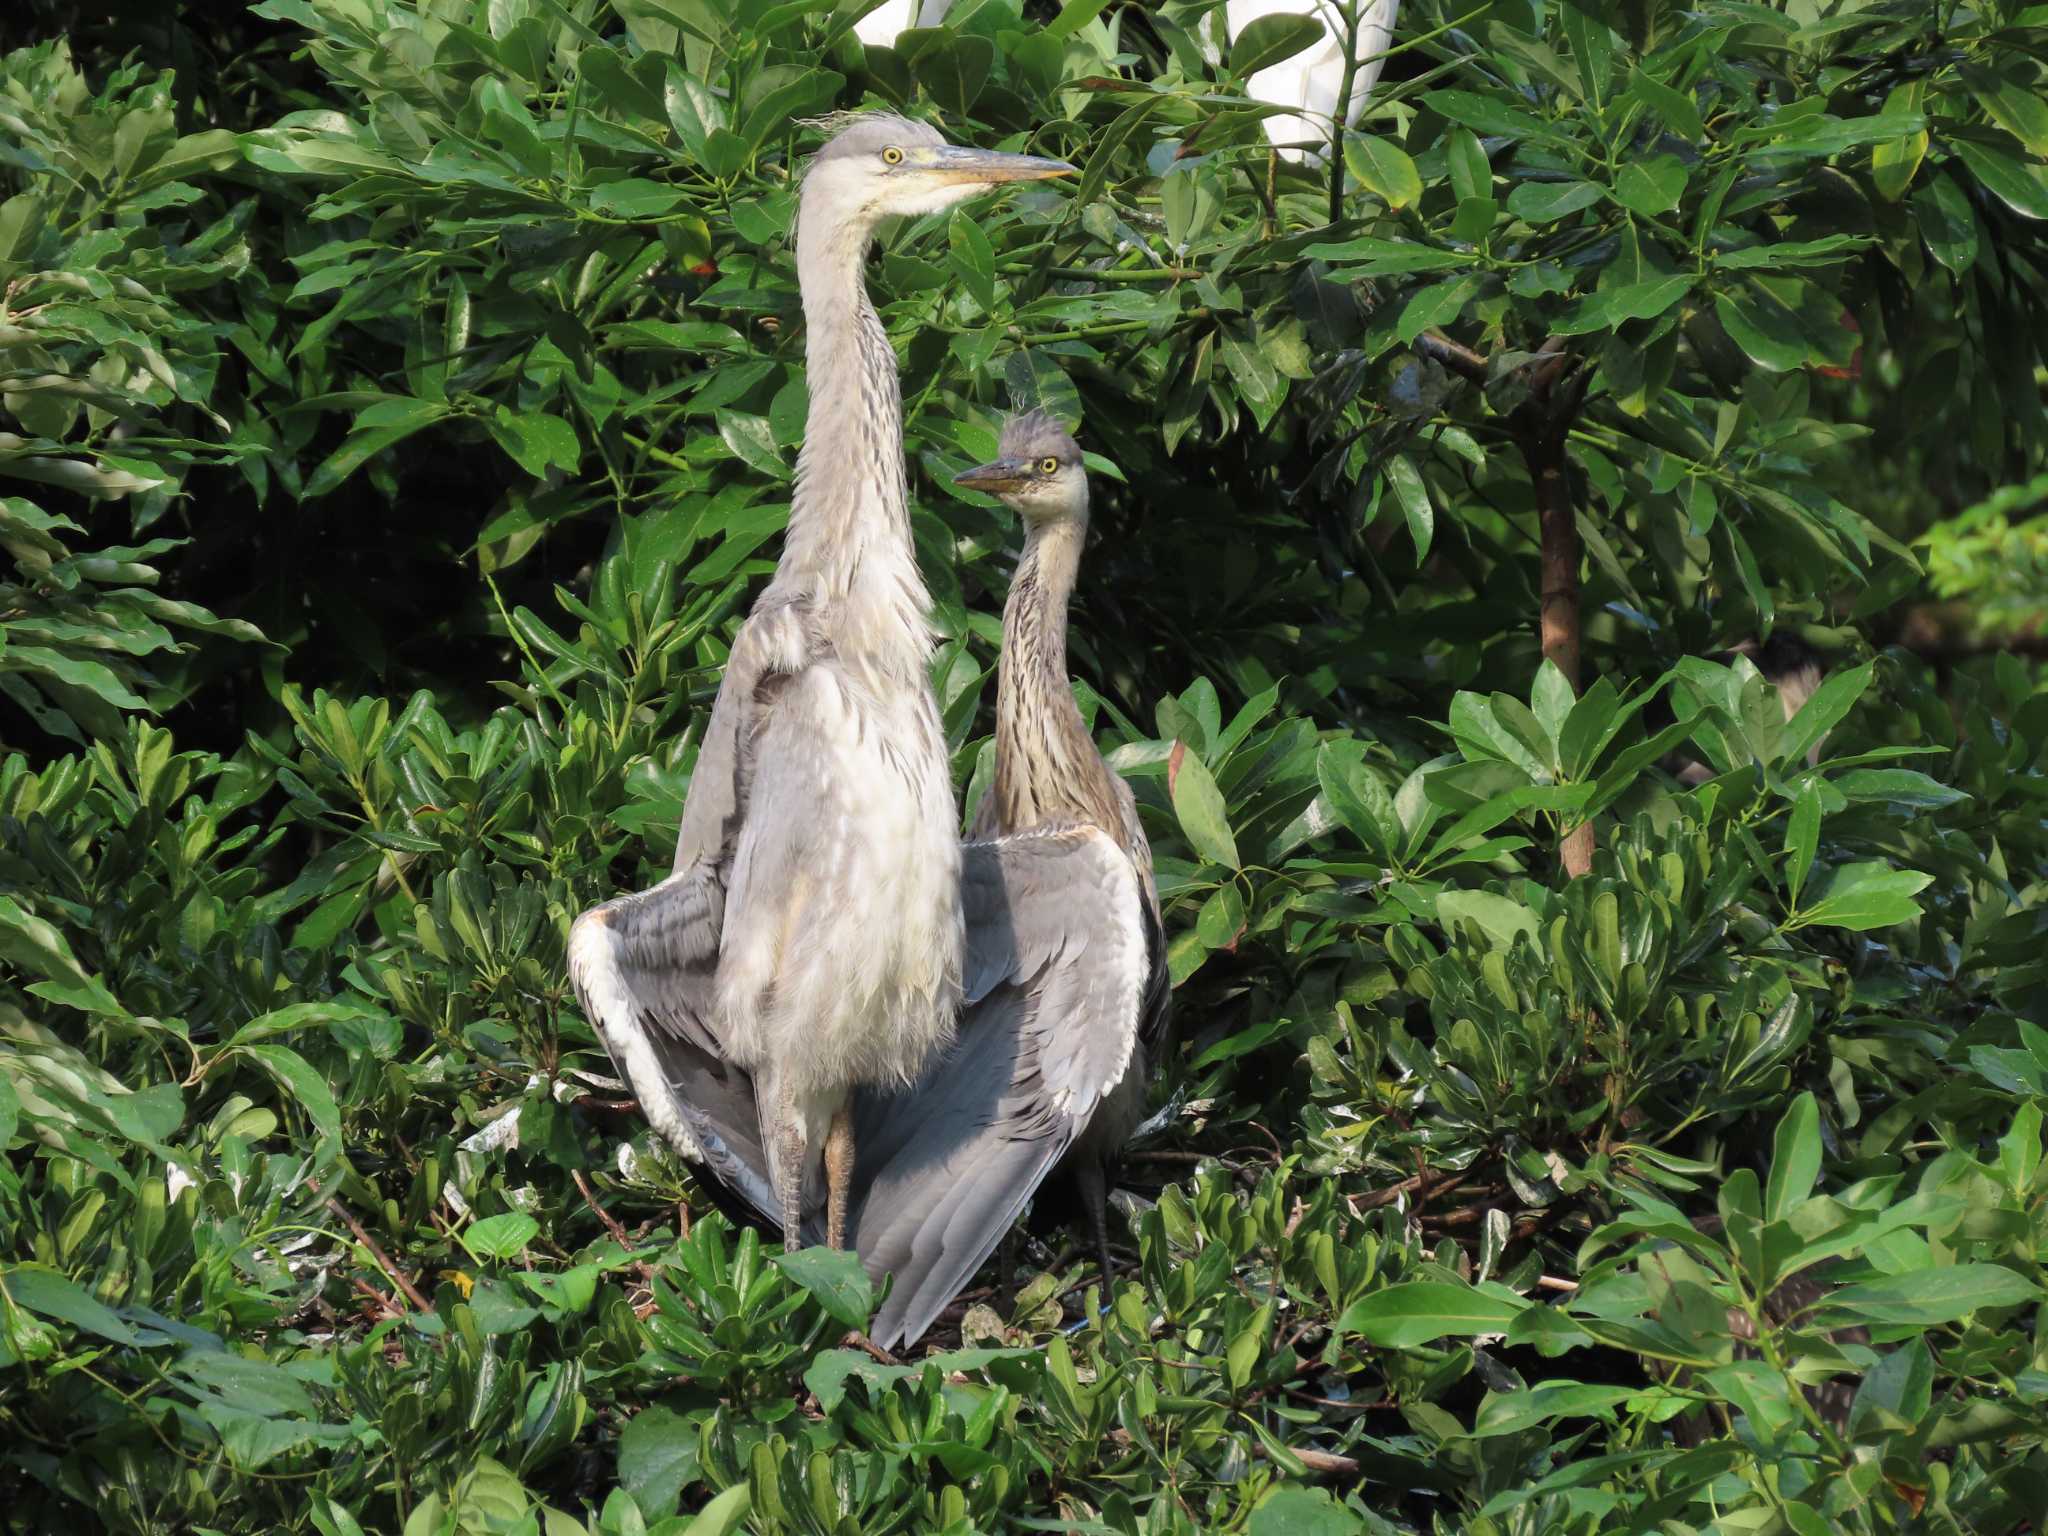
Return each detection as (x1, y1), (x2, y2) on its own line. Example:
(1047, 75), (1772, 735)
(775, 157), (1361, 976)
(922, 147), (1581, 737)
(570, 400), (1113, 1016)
(773, 209), (928, 661)
(989, 516), (1121, 836)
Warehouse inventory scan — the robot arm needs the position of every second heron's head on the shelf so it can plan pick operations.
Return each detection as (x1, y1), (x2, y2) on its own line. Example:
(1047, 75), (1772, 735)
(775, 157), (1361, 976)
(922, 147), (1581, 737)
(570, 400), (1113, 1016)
(954, 410), (1088, 528)
(801, 114), (1073, 233)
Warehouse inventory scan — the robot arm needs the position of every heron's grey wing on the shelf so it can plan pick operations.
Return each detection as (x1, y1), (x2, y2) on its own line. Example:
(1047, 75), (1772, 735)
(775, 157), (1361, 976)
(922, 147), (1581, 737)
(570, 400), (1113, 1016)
(852, 823), (1153, 1351)
(568, 597), (811, 1224)
(1109, 772), (1174, 1062)
(568, 876), (778, 1221)
(670, 595), (809, 878)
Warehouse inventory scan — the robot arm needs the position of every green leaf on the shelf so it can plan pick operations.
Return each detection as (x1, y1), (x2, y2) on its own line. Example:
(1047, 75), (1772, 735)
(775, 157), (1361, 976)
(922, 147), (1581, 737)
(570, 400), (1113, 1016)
(1446, 129), (1490, 202)
(618, 1405), (698, 1519)
(1317, 740), (1400, 863)
(948, 210), (997, 314)
(1337, 1281), (1527, 1346)
(1951, 138), (2048, 220)
(716, 413), (789, 480)
(1530, 661), (1575, 750)
(1788, 862), (1933, 932)
(239, 1044), (341, 1149)
(1557, 676), (1629, 780)
(1231, 14), (1324, 77)
(1913, 172), (1980, 273)
(1814, 1265), (2039, 1326)
(1552, 276), (1692, 335)
(676, 1485), (752, 1536)
(1424, 89), (1566, 146)
(1831, 768), (1967, 809)
(0, 1265), (139, 1344)
(1248, 1486), (1363, 1536)
(305, 403), (449, 498)
(1385, 453), (1434, 560)
(0, 895), (127, 1015)
(1299, 236), (1465, 274)
(1871, 85), (1928, 201)
(1714, 290), (1808, 372)
(1226, 1300), (1269, 1390)
(1848, 1340), (1933, 1435)
(464, 1212), (540, 1262)
(1611, 155), (1687, 216)
(1783, 661), (1871, 762)
(1044, 0), (1111, 39)
(1784, 782), (1820, 906)
(1437, 890), (1538, 949)
(1196, 883), (1246, 948)
(774, 1245), (874, 1329)
(1397, 276), (1478, 347)
(909, 38), (990, 121)
(1977, 78), (2048, 158)
(1764, 1092), (1820, 1222)
(1171, 745), (1239, 869)
(487, 410), (581, 476)
(1627, 65), (1701, 140)
(663, 61), (728, 155)
(1507, 179), (1605, 223)
(1343, 135), (1422, 210)
(587, 177), (685, 218)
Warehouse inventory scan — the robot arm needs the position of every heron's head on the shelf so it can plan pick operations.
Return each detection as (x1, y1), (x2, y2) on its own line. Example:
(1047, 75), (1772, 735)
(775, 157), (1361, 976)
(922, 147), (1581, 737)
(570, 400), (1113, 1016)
(954, 410), (1088, 527)
(801, 114), (1073, 233)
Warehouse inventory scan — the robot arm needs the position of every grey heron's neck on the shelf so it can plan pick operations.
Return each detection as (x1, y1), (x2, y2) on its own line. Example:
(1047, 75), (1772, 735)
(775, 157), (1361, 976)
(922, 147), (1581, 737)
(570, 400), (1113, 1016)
(988, 514), (1123, 838)
(774, 214), (928, 657)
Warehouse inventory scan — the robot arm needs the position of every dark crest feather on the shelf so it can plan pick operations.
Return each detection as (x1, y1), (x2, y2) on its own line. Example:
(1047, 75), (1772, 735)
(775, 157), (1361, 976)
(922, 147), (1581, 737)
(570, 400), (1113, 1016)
(999, 408), (1079, 461)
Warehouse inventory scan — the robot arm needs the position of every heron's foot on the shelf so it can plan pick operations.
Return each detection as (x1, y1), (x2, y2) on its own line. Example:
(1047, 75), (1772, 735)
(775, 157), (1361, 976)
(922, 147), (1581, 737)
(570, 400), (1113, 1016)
(824, 1103), (855, 1250)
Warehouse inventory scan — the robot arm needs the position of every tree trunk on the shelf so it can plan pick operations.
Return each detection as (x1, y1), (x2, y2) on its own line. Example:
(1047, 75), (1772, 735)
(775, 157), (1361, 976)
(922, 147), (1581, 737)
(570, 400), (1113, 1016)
(1417, 331), (1594, 878)
(1521, 426), (1594, 879)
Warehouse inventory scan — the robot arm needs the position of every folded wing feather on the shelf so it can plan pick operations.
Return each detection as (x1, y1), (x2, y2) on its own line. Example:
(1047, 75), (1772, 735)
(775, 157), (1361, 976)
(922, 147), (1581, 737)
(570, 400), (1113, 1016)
(852, 822), (1152, 1350)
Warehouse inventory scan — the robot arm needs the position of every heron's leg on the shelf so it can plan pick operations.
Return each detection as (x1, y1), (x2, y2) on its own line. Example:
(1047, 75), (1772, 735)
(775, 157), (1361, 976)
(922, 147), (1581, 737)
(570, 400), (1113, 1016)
(775, 1083), (805, 1254)
(997, 1228), (1018, 1302)
(1075, 1159), (1116, 1300)
(824, 1103), (855, 1250)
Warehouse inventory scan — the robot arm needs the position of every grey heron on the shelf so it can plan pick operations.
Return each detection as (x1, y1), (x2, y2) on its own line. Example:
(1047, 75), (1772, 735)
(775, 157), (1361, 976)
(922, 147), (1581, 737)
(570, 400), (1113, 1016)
(568, 117), (1075, 1254)
(843, 410), (1172, 1350)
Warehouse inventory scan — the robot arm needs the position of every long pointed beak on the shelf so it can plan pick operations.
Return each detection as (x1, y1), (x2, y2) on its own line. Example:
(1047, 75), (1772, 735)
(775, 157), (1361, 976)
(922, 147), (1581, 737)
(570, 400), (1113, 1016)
(920, 145), (1076, 186)
(955, 456), (1032, 494)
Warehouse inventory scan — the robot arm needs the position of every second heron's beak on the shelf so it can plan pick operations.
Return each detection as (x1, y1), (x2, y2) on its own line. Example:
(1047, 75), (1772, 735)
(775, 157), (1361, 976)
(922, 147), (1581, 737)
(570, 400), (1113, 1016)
(914, 145), (1076, 187)
(955, 457), (1032, 495)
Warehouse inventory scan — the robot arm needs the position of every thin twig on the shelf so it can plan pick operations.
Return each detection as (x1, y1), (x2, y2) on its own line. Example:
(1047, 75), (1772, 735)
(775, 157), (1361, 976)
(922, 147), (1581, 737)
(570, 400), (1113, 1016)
(842, 1331), (903, 1367)
(349, 1277), (406, 1321)
(1353, 1164), (1471, 1212)
(1258, 1439), (1361, 1479)
(326, 1197), (432, 1312)
(573, 1169), (633, 1249)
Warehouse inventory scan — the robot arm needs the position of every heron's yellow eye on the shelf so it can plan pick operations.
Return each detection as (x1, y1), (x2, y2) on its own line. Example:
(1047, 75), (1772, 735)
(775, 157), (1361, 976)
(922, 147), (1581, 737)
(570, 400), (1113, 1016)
(1039, 456), (1060, 475)
(881, 146), (904, 165)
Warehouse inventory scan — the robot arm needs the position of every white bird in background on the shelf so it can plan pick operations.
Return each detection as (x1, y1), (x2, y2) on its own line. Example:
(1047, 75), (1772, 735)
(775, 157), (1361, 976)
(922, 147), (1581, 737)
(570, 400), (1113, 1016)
(853, 0), (954, 46)
(1230, 0), (1402, 162)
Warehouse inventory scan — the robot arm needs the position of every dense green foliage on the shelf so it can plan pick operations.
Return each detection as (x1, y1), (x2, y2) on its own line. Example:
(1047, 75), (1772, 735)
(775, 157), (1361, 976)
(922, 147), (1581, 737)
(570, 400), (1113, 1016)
(5, 1), (2048, 1532)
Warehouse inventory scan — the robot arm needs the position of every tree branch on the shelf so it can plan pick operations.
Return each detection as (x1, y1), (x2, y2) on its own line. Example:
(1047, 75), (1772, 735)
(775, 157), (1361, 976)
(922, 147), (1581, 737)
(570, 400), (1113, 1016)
(1419, 329), (1596, 876)
(1416, 330), (1489, 384)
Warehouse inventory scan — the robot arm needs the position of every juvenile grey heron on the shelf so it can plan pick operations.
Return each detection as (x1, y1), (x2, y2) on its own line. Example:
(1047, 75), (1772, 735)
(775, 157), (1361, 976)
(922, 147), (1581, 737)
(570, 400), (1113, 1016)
(568, 117), (1075, 1252)
(845, 411), (1172, 1349)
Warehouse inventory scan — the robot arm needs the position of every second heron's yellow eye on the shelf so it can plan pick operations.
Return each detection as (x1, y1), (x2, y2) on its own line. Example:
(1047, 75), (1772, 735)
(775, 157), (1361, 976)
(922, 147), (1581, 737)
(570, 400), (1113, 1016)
(1039, 456), (1059, 475)
(881, 146), (904, 165)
